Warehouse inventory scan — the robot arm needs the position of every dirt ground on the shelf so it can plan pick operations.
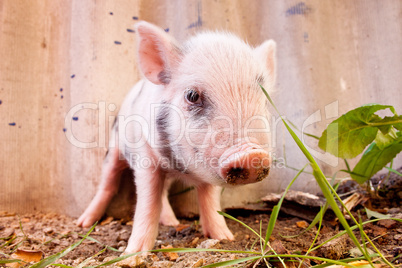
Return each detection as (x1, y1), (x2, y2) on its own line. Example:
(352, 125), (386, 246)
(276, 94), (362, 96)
(1, 171), (402, 267)
(0, 202), (401, 268)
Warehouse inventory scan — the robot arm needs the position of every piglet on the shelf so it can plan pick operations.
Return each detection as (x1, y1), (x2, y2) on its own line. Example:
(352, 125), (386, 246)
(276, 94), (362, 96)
(77, 21), (276, 253)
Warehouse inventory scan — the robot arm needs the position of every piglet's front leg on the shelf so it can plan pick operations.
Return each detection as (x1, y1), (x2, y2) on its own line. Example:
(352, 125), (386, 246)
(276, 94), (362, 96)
(197, 184), (234, 241)
(124, 167), (165, 253)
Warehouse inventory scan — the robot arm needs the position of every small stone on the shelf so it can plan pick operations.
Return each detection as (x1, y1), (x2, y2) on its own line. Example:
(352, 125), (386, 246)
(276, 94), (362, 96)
(349, 247), (375, 258)
(296, 221), (309, 228)
(271, 240), (288, 255)
(117, 254), (146, 268)
(154, 240), (163, 247)
(197, 239), (220, 249)
(178, 226), (192, 236)
(394, 234), (402, 240)
(175, 224), (190, 232)
(118, 240), (127, 247)
(372, 226), (388, 237)
(191, 237), (199, 246)
(102, 256), (119, 264)
(71, 232), (79, 239)
(43, 227), (54, 234)
(60, 240), (70, 247)
(1, 228), (15, 238)
(191, 258), (204, 267)
(151, 261), (174, 268)
(51, 238), (61, 245)
(377, 219), (397, 229)
(100, 216), (114, 225)
(147, 253), (159, 262)
(161, 245), (178, 261)
(117, 230), (131, 242)
(388, 208), (401, 214)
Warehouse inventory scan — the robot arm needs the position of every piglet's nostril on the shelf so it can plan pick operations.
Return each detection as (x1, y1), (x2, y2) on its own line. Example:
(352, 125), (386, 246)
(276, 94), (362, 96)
(225, 168), (249, 184)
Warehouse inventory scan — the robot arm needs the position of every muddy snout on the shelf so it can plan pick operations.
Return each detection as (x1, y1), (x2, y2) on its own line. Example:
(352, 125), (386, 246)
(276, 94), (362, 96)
(218, 143), (271, 185)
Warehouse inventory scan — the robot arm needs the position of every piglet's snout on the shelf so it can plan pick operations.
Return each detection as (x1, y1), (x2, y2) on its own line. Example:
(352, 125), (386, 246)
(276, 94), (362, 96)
(218, 143), (271, 185)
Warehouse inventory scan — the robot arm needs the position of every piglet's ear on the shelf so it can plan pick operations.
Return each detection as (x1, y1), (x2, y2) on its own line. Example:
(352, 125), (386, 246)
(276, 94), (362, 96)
(135, 21), (181, 85)
(255, 39), (276, 86)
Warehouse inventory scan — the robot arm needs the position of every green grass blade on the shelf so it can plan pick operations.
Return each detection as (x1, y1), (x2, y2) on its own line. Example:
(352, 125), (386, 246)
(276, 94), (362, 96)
(385, 166), (402, 176)
(358, 215), (375, 268)
(285, 118), (320, 140)
(10, 239), (27, 254)
(264, 205), (279, 249)
(0, 259), (21, 264)
(301, 206), (325, 267)
(259, 220), (263, 253)
(0, 235), (17, 249)
(152, 247), (261, 255)
(260, 85), (367, 259)
(95, 248), (260, 268)
(304, 132), (320, 140)
(282, 177), (340, 239)
(261, 208), (286, 268)
(261, 253), (357, 267)
(92, 252), (142, 267)
(392, 254), (402, 263)
(30, 223), (97, 268)
(79, 234), (121, 252)
(344, 159), (351, 172)
(202, 256), (260, 267)
(51, 264), (74, 268)
(311, 217), (401, 252)
(310, 255), (380, 268)
(76, 247), (107, 268)
(218, 211), (263, 241)
(263, 165), (307, 251)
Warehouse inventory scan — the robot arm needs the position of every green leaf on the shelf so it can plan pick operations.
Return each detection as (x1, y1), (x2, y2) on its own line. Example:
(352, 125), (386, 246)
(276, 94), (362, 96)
(318, 104), (397, 159)
(352, 135), (402, 183)
(365, 208), (391, 220)
(373, 115), (402, 133)
(374, 128), (398, 149)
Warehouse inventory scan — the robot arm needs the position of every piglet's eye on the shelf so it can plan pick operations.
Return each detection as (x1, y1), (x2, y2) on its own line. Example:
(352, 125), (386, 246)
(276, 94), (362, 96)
(185, 88), (201, 104)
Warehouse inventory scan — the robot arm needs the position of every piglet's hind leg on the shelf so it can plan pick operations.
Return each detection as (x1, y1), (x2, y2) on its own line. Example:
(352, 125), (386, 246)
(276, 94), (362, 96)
(77, 147), (128, 228)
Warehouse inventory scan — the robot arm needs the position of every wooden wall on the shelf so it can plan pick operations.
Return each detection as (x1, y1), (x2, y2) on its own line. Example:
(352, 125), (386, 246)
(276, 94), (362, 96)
(1, 0), (401, 217)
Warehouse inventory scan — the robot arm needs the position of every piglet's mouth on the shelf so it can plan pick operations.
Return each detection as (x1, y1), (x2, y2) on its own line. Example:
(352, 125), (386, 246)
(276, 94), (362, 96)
(218, 143), (271, 185)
